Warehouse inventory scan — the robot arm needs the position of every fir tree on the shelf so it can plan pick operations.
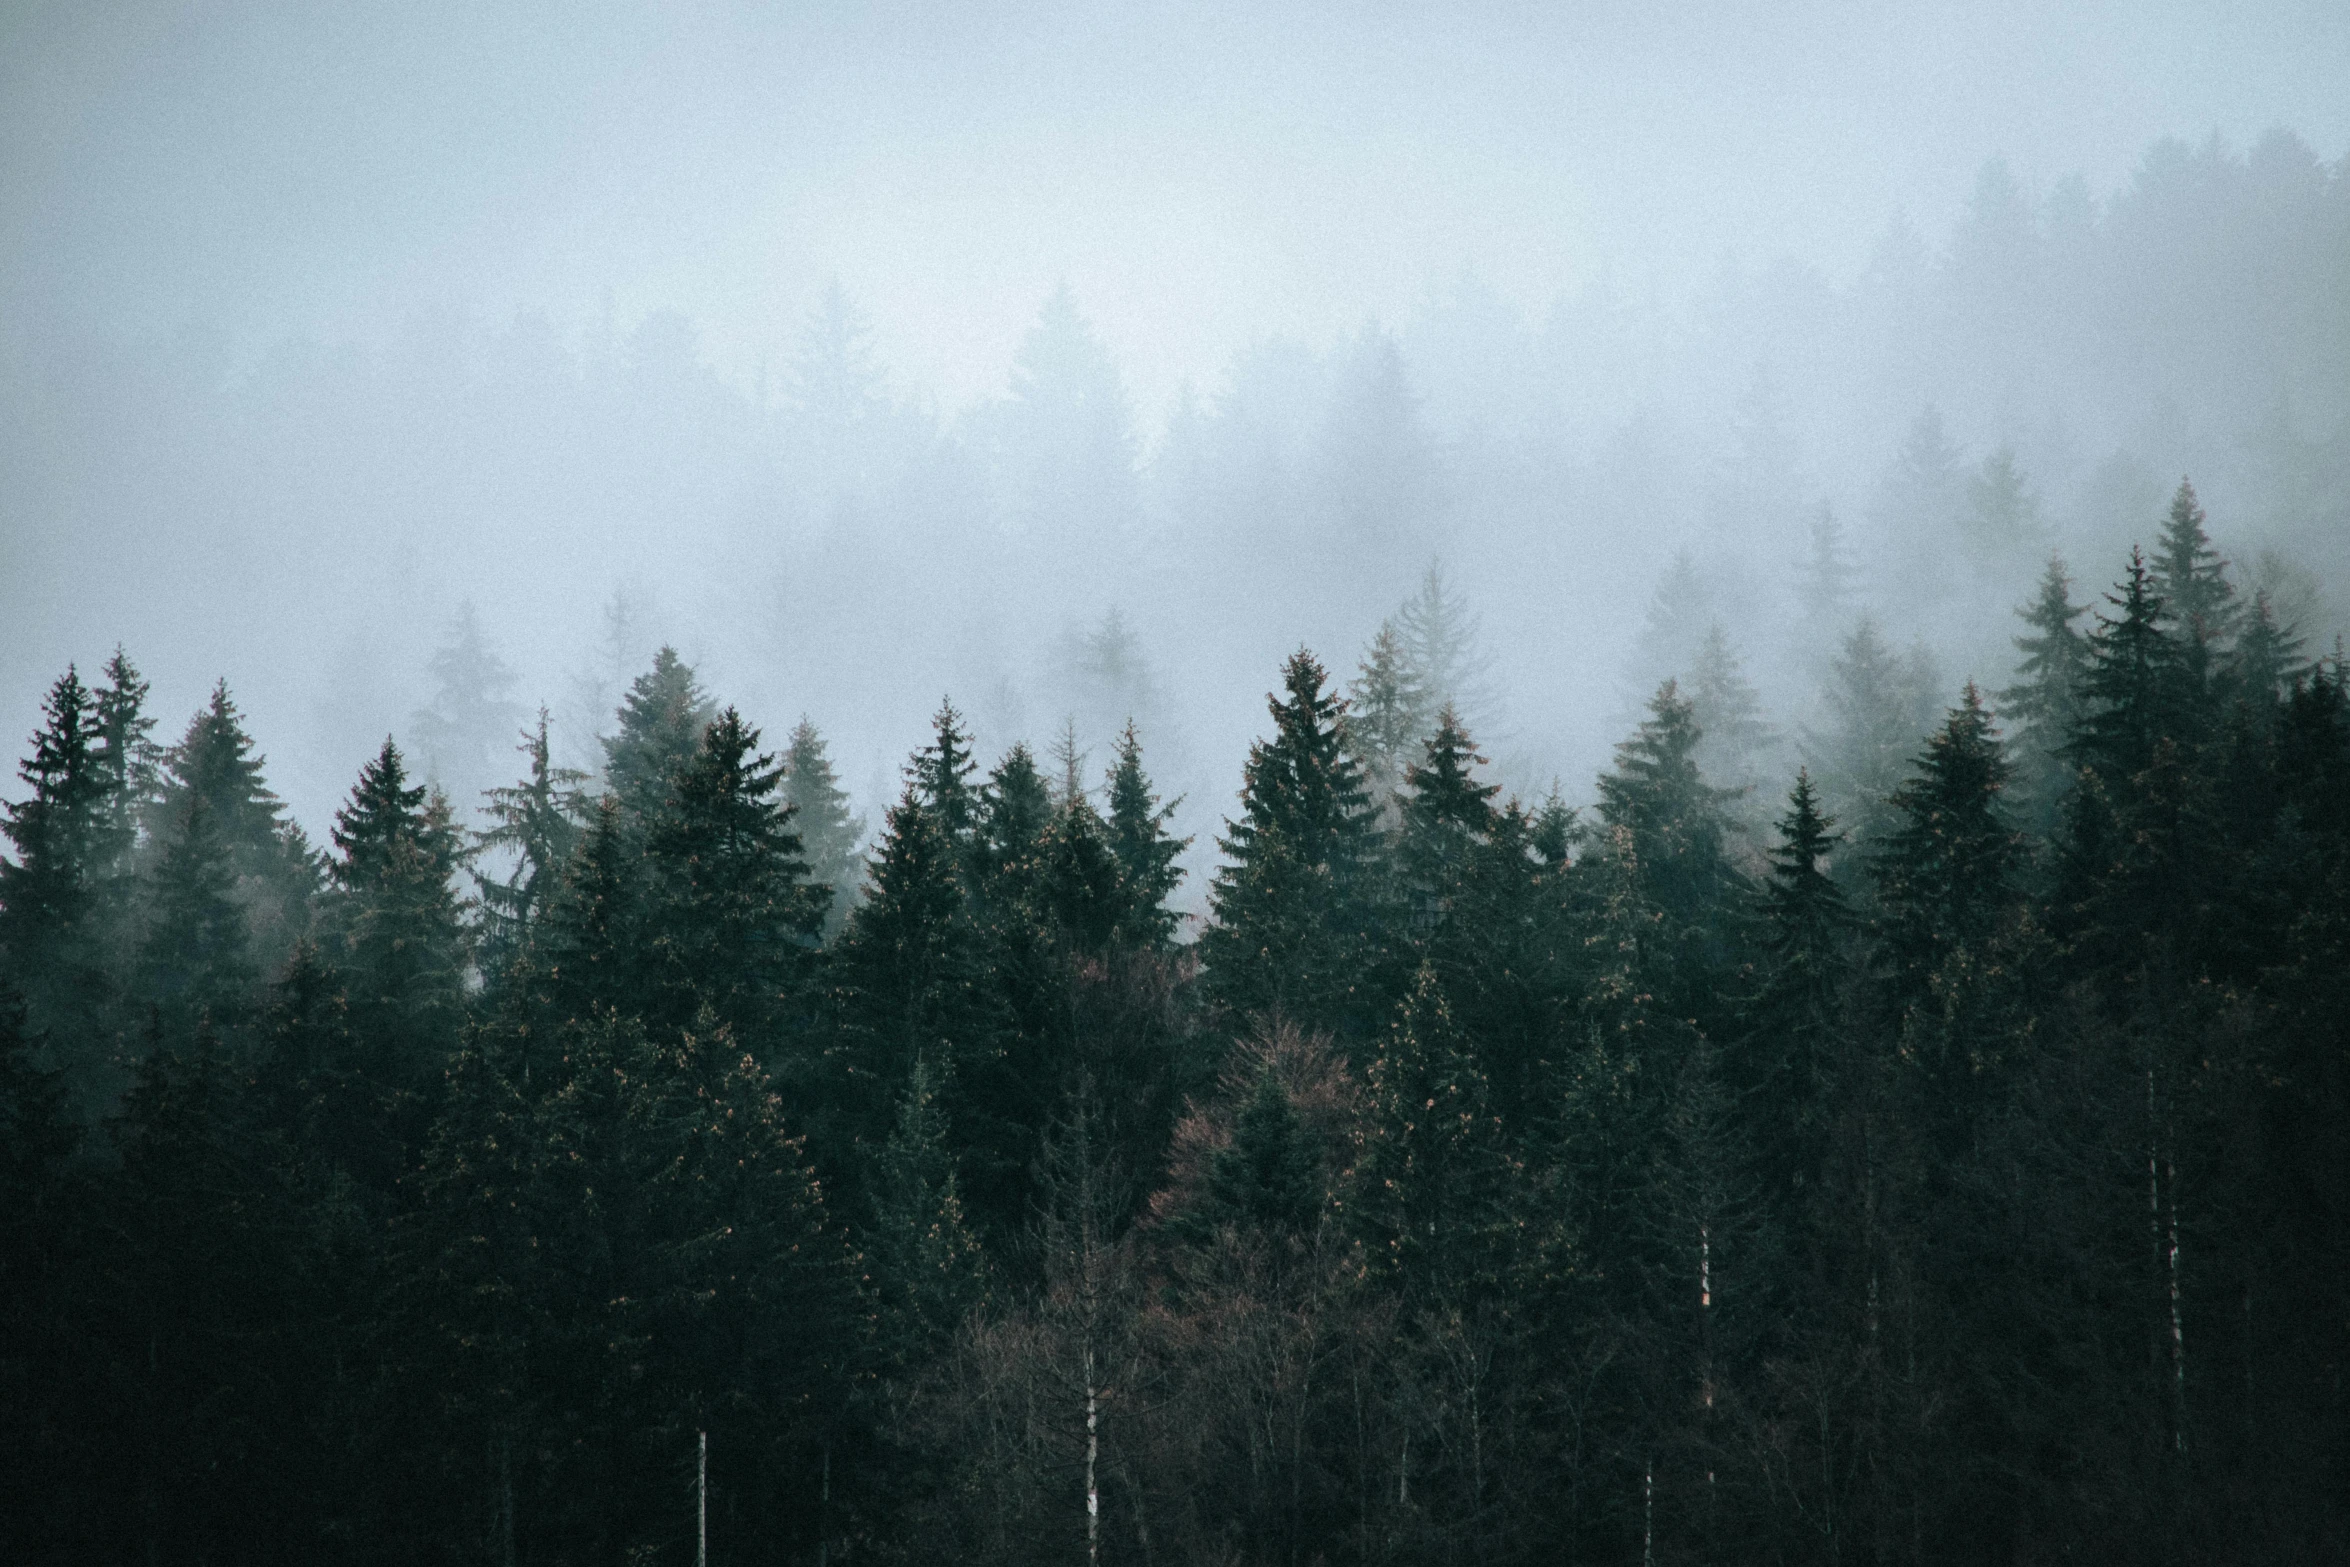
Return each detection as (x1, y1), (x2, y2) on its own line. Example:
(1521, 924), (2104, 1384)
(1806, 616), (1940, 855)
(2070, 549), (2185, 787)
(410, 601), (525, 817)
(869, 1052), (987, 1359)
(153, 681), (313, 921)
(974, 741), (1054, 919)
(2000, 556), (2092, 833)
(642, 709), (825, 1035)
(2150, 477), (2235, 645)
(601, 646), (715, 824)
(1350, 963), (1514, 1301)
(330, 738), (469, 1073)
(91, 647), (161, 882)
(1873, 685), (2022, 997)
(1398, 706), (1499, 928)
(1202, 650), (1378, 1035)
(1688, 623), (1775, 812)
(1737, 772), (1853, 1212)
(781, 718), (866, 935)
(1960, 446), (2044, 565)
(1171, 1065), (1325, 1241)
(1396, 560), (1496, 737)
(0, 667), (108, 973)
(1350, 617), (1434, 814)
(1103, 722), (1186, 949)
(1596, 680), (1742, 932)
(139, 796), (254, 1034)
(1794, 504), (1858, 647)
(912, 698), (982, 853)
(537, 796), (644, 1022)
(475, 710), (589, 973)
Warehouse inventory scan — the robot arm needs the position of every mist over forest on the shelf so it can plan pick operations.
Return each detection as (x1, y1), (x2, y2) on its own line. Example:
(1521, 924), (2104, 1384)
(6, 5), (2350, 1564)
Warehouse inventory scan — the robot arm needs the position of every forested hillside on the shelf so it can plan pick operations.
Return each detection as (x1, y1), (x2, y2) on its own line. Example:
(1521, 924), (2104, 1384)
(4, 481), (2345, 1565)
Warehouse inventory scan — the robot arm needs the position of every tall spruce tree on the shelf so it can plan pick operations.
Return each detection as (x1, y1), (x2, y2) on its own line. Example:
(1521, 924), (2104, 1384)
(1103, 722), (1186, 949)
(1202, 650), (1378, 1037)
(1806, 616), (1940, 857)
(1398, 706), (1499, 929)
(138, 796), (254, 1035)
(1872, 685), (2022, 1000)
(643, 709), (825, 1040)
(330, 738), (469, 1077)
(475, 710), (589, 974)
(2001, 556), (2091, 838)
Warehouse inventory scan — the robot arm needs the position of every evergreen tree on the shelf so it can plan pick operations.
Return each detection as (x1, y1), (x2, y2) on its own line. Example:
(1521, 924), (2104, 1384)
(1806, 616), (1940, 856)
(2000, 556), (2092, 834)
(2233, 590), (2307, 707)
(91, 647), (161, 883)
(1873, 685), (2022, 999)
(1103, 722), (1186, 949)
(1349, 618), (1434, 814)
(2070, 549), (2185, 787)
(537, 796), (644, 1024)
(2150, 477), (2235, 645)
(912, 698), (982, 854)
(642, 709), (825, 1037)
(138, 796), (254, 1034)
(1737, 772), (1853, 1212)
(1350, 964), (1515, 1301)
(1202, 650), (1378, 1036)
(869, 1052), (987, 1359)
(1688, 623), (1775, 813)
(1633, 549), (1715, 699)
(781, 718), (865, 935)
(0, 667), (109, 977)
(1794, 504), (1858, 649)
(1960, 446), (2044, 566)
(152, 681), (316, 953)
(1172, 1065), (1325, 1241)
(475, 710), (589, 973)
(330, 738), (469, 1075)
(974, 741), (1054, 920)
(1596, 680), (1743, 932)
(410, 600), (525, 817)
(1396, 560), (1496, 737)
(1398, 706), (1500, 927)
(1040, 786), (1124, 954)
(601, 646), (715, 824)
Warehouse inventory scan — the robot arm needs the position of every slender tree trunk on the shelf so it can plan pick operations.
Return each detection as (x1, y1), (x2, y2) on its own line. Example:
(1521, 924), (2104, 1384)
(499, 1432), (515, 1567)
(697, 1429), (708, 1567)
(817, 1443), (830, 1567)
(1086, 1346), (1100, 1567)
(1643, 1460), (1655, 1567)
(2168, 1149), (2186, 1452)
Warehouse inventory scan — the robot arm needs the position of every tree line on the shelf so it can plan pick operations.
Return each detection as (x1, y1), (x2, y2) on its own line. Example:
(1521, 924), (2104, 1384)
(3, 479), (2346, 1564)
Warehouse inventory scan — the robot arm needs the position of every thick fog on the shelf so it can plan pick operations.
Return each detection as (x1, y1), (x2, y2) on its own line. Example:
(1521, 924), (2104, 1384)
(5, 0), (2347, 903)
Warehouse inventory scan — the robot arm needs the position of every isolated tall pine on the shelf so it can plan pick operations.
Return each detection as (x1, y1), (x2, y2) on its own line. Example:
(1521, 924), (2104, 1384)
(782, 718), (866, 935)
(601, 647), (715, 824)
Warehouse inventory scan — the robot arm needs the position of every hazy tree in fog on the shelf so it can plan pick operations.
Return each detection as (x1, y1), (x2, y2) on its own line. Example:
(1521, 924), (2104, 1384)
(1959, 447), (2046, 575)
(1804, 618), (1944, 859)
(1320, 323), (1444, 576)
(602, 647), (716, 826)
(994, 285), (1138, 578)
(562, 586), (653, 775)
(1999, 558), (2092, 836)
(1792, 506), (1859, 658)
(1052, 608), (1162, 759)
(785, 279), (891, 509)
(1349, 620), (1433, 819)
(1397, 561), (1498, 741)
(410, 601), (525, 822)
(1688, 625), (1777, 822)
(781, 719), (866, 936)
(1875, 406), (1966, 573)
(1632, 551), (1716, 706)
(475, 710), (588, 969)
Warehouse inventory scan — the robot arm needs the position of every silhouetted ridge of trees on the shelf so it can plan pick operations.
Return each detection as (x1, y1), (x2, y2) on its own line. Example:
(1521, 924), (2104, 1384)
(4, 484), (2349, 1565)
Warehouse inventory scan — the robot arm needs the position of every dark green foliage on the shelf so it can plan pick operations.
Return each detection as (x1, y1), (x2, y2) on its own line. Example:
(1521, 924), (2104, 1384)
(1202, 649), (1378, 1036)
(474, 708), (588, 971)
(642, 707), (825, 1036)
(1873, 684), (2023, 997)
(1596, 679), (1743, 935)
(139, 796), (254, 1033)
(1103, 720), (1187, 947)
(330, 737), (469, 1072)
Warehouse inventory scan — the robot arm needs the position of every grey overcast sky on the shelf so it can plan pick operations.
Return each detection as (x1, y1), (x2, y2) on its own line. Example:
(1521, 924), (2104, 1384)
(4, 1), (2345, 415)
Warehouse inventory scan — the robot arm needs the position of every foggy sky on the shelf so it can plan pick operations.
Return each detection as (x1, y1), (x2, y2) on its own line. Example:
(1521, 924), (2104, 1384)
(8, 1), (2344, 410)
(3, 0), (2347, 871)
